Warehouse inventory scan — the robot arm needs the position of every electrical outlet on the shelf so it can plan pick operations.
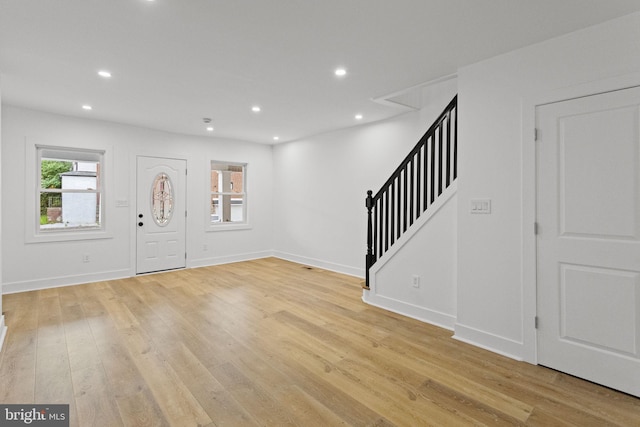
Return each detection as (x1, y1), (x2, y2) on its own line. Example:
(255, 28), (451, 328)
(412, 275), (420, 288)
(82, 254), (90, 263)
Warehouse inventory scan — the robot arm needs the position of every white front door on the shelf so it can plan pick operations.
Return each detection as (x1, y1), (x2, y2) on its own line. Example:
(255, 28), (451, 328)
(536, 86), (640, 397)
(136, 156), (186, 274)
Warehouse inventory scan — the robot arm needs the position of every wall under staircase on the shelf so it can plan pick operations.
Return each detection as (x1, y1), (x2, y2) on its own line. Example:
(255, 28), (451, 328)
(363, 184), (457, 329)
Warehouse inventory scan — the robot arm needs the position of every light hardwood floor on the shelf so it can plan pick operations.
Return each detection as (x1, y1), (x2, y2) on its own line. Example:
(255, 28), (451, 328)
(0, 258), (638, 426)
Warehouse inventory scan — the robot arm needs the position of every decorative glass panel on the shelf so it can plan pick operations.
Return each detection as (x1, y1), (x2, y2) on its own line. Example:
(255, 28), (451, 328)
(151, 172), (174, 226)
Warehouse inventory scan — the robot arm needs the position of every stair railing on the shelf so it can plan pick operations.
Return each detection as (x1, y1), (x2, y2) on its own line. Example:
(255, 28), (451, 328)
(365, 96), (457, 289)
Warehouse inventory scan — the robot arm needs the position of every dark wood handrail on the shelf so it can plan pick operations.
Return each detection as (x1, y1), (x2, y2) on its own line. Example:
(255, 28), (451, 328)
(365, 96), (457, 289)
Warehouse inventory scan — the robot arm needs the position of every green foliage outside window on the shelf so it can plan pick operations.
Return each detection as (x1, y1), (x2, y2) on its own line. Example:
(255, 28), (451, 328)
(40, 160), (72, 215)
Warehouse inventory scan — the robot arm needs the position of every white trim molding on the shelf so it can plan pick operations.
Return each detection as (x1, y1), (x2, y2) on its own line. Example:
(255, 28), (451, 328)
(272, 251), (365, 279)
(189, 251), (273, 269)
(363, 290), (456, 330)
(453, 323), (524, 361)
(2, 268), (132, 294)
(0, 316), (7, 353)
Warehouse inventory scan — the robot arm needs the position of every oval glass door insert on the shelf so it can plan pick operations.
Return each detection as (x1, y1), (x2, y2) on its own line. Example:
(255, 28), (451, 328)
(151, 172), (174, 226)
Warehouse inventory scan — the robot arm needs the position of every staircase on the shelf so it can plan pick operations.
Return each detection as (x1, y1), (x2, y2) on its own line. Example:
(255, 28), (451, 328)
(365, 96), (457, 289)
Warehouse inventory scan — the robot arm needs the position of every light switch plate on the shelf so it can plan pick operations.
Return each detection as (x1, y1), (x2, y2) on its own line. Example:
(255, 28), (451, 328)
(470, 199), (491, 214)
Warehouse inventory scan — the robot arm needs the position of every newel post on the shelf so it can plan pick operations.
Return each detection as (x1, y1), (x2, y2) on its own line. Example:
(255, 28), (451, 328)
(365, 190), (374, 290)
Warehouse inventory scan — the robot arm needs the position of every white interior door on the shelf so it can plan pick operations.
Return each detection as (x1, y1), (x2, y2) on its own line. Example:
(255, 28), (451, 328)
(537, 87), (640, 397)
(136, 156), (186, 274)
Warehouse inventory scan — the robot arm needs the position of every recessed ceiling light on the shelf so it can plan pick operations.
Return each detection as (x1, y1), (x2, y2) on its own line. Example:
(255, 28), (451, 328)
(273, 136), (280, 141)
(252, 106), (261, 113)
(206, 126), (214, 132)
(355, 114), (363, 120)
(335, 68), (347, 77)
(97, 70), (111, 78)
(82, 105), (92, 110)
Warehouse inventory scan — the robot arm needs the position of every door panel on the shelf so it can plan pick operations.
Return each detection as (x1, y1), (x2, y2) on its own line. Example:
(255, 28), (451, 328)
(559, 105), (639, 239)
(537, 87), (640, 397)
(560, 264), (638, 355)
(136, 156), (186, 274)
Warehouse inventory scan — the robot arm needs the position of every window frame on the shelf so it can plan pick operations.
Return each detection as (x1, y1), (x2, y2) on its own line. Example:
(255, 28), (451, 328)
(207, 160), (250, 231)
(26, 143), (112, 243)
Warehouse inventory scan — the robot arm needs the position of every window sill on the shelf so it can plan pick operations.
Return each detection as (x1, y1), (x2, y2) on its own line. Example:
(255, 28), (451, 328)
(26, 229), (113, 244)
(207, 223), (252, 232)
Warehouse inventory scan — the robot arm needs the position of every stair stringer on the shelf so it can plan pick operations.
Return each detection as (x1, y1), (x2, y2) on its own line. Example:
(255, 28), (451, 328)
(362, 181), (457, 330)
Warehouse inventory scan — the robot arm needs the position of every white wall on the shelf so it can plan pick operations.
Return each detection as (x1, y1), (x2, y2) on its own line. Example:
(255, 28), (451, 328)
(272, 79), (458, 277)
(367, 187), (457, 330)
(455, 12), (640, 360)
(0, 80), (6, 351)
(1, 106), (274, 292)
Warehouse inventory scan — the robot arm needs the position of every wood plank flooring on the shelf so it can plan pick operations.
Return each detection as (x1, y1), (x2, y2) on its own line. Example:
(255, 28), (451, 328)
(0, 258), (638, 426)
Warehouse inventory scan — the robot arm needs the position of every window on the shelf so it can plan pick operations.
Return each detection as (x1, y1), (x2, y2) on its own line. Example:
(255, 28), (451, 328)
(37, 146), (104, 232)
(210, 162), (246, 225)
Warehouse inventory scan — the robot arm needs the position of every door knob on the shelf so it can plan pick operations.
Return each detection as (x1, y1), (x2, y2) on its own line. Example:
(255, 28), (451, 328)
(138, 222), (144, 227)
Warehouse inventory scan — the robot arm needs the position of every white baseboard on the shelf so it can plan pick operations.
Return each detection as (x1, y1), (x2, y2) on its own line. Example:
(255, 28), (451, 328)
(189, 250), (274, 269)
(2, 252), (276, 294)
(0, 315), (7, 353)
(272, 251), (364, 278)
(2, 251), (358, 294)
(2, 268), (133, 294)
(453, 323), (524, 361)
(362, 290), (456, 330)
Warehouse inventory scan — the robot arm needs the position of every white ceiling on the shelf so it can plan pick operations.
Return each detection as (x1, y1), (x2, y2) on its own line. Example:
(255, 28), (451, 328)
(2, 1), (640, 144)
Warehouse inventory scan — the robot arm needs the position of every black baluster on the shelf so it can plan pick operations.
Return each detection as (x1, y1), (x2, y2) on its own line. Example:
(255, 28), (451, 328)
(430, 135), (436, 205)
(403, 165), (408, 232)
(446, 111), (452, 188)
(396, 177), (401, 240)
(416, 146), (422, 218)
(390, 180), (395, 245)
(365, 190), (374, 289)
(409, 157), (415, 226)
(377, 196), (382, 260)
(373, 198), (378, 263)
(384, 189), (389, 252)
(453, 103), (458, 180)
(438, 119), (444, 196)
